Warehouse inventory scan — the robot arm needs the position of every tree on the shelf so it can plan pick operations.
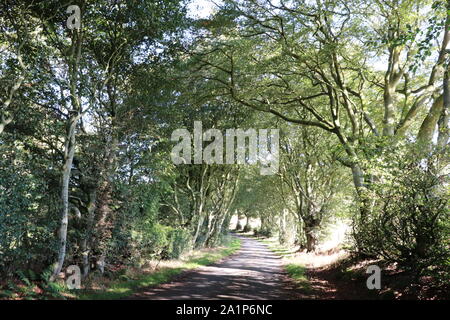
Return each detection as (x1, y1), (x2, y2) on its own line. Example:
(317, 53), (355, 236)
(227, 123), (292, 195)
(278, 125), (345, 251)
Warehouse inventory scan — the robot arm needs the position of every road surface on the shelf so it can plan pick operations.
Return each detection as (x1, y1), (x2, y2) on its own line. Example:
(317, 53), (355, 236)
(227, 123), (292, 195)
(129, 235), (295, 300)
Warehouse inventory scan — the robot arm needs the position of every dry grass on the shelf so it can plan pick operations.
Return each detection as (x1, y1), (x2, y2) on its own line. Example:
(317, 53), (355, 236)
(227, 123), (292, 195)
(287, 250), (350, 269)
(258, 236), (349, 269)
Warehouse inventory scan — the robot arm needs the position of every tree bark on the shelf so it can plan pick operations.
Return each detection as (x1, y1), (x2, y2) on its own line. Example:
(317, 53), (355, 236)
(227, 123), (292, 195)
(81, 189), (96, 277)
(304, 215), (321, 252)
(51, 113), (81, 280)
(417, 95), (444, 146)
(438, 68), (450, 151)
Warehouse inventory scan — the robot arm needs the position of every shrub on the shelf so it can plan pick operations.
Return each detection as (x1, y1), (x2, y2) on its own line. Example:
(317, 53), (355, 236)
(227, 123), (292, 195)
(167, 228), (192, 259)
(0, 155), (56, 277)
(130, 223), (193, 263)
(353, 149), (449, 277)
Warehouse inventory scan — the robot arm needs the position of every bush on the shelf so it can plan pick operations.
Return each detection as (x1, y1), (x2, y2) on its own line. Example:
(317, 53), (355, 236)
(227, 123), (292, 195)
(0, 154), (56, 277)
(353, 149), (449, 276)
(167, 228), (192, 259)
(130, 223), (193, 263)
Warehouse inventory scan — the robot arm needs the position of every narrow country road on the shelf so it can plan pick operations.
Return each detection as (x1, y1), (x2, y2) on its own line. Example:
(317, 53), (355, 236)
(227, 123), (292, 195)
(128, 235), (296, 300)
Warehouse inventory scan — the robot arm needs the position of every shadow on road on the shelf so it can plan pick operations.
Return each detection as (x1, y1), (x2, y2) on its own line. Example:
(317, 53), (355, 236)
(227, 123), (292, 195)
(128, 235), (296, 300)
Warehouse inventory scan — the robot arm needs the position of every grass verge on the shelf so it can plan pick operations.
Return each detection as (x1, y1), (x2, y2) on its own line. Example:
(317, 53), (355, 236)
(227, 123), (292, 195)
(285, 264), (311, 291)
(72, 236), (241, 300)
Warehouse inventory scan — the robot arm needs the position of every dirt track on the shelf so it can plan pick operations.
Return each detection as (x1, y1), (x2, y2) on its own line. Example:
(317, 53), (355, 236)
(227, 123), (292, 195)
(128, 235), (296, 300)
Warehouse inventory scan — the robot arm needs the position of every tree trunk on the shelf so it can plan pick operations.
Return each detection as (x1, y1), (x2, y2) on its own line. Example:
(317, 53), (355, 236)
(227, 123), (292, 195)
(200, 212), (214, 247)
(235, 212), (243, 231)
(92, 179), (113, 273)
(90, 132), (119, 274)
(243, 213), (251, 232)
(418, 95), (444, 146)
(303, 205), (321, 252)
(305, 231), (318, 253)
(350, 163), (365, 192)
(304, 218), (320, 252)
(50, 28), (83, 281)
(51, 114), (80, 280)
(438, 69), (450, 151)
(279, 209), (287, 244)
(192, 212), (205, 248)
(81, 189), (96, 278)
(207, 211), (229, 247)
(383, 85), (397, 136)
